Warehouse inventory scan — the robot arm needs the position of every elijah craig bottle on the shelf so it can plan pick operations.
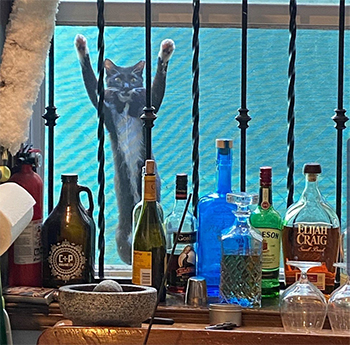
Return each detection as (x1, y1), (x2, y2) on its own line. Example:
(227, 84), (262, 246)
(41, 174), (96, 287)
(132, 160), (166, 301)
(282, 163), (340, 294)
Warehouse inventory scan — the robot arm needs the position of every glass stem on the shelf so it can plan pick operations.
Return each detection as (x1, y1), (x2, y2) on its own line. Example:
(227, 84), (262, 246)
(300, 270), (308, 283)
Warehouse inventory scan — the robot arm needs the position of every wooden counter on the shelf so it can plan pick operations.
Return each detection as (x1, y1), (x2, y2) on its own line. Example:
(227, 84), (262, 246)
(37, 323), (349, 345)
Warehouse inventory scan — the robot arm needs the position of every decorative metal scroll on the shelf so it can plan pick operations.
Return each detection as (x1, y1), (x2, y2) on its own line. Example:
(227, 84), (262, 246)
(287, 0), (296, 208)
(235, 0), (251, 192)
(97, 0), (106, 279)
(332, 0), (348, 222)
(192, 0), (200, 216)
(42, 37), (59, 214)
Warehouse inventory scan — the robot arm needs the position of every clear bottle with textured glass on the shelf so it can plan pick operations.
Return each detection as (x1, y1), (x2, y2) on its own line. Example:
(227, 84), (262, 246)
(250, 167), (283, 298)
(197, 139), (236, 298)
(220, 192), (262, 308)
(282, 163), (340, 294)
(132, 160), (166, 301)
(165, 174), (197, 294)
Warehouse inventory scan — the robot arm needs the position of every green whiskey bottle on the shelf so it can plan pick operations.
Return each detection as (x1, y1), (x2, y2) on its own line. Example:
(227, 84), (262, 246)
(250, 167), (283, 298)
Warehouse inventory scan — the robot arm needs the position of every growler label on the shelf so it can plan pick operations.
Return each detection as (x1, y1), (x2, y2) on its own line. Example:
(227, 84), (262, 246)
(48, 239), (86, 282)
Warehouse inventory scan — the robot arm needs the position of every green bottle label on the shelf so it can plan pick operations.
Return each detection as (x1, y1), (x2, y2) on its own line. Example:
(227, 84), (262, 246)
(260, 228), (280, 269)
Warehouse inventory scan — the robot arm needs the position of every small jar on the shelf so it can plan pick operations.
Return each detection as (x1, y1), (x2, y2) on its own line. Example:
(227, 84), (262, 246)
(209, 303), (242, 326)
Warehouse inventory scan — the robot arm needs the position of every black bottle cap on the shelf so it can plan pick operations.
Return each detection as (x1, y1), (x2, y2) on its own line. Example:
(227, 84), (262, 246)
(303, 163), (322, 174)
(176, 174), (188, 198)
(61, 174), (78, 182)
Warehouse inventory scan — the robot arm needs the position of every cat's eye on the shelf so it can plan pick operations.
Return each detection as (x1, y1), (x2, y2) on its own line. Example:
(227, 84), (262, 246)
(130, 77), (136, 83)
(115, 77), (122, 83)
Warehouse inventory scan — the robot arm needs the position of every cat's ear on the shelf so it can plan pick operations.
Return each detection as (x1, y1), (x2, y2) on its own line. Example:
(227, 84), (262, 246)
(104, 59), (117, 75)
(133, 60), (145, 75)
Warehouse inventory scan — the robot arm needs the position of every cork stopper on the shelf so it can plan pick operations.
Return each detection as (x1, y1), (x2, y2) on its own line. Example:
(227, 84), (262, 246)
(176, 174), (187, 199)
(260, 166), (272, 186)
(216, 139), (233, 149)
(145, 160), (155, 175)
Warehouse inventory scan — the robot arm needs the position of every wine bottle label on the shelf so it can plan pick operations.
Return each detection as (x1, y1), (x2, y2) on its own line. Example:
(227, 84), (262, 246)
(260, 228), (280, 269)
(48, 239), (86, 282)
(295, 272), (326, 291)
(132, 250), (152, 286)
(144, 176), (156, 201)
(14, 219), (42, 265)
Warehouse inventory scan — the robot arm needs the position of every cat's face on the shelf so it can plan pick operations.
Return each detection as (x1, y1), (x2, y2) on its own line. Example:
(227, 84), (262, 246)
(105, 59), (145, 103)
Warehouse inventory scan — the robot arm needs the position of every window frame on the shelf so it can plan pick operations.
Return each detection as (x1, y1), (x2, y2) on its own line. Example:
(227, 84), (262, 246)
(30, 0), (350, 278)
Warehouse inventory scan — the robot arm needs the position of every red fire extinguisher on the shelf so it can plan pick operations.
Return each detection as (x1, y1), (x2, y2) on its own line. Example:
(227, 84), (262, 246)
(8, 146), (43, 286)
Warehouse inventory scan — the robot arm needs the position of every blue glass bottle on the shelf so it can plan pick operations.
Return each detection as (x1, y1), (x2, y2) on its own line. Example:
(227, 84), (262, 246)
(197, 139), (236, 298)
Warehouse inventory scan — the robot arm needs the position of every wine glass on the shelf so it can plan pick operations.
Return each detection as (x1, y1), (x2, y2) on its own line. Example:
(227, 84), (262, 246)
(280, 261), (327, 333)
(328, 262), (350, 334)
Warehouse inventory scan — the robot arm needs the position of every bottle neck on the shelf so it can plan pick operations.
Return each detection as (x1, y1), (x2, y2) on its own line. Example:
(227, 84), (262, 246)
(301, 174), (322, 202)
(143, 174), (157, 202)
(20, 164), (34, 174)
(173, 195), (187, 212)
(58, 182), (80, 205)
(216, 149), (232, 194)
(259, 185), (272, 209)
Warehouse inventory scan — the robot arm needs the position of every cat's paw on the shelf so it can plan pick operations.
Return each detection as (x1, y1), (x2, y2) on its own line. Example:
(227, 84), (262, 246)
(158, 39), (175, 63)
(75, 34), (89, 60)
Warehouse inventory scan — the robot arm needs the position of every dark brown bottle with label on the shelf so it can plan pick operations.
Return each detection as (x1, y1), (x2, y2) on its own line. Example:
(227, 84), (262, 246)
(42, 174), (96, 287)
(282, 163), (340, 294)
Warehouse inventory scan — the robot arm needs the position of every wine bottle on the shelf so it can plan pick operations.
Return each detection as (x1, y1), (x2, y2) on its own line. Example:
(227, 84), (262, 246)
(41, 174), (96, 288)
(250, 167), (283, 298)
(132, 160), (166, 301)
(132, 166), (164, 236)
(282, 163), (340, 294)
(197, 139), (236, 298)
(165, 174), (197, 294)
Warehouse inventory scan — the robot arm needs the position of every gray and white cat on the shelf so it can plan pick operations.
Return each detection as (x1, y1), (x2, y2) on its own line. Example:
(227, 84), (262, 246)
(75, 34), (175, 265)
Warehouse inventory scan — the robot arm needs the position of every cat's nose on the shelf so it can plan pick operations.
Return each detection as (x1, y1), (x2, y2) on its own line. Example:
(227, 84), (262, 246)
(124, 82), (130, 89)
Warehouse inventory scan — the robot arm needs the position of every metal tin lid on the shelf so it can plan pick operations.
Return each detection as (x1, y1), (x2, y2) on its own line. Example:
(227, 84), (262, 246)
(216, 139), (233, 149)
(61, 174), (78, 182)
(209, 303), (242, 312)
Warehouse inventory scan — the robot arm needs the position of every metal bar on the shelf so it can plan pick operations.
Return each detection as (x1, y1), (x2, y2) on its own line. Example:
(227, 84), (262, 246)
(332, 0), (348, 222)
(286, 0), (296, 208)
(236, 0), (251, 193)
(97, 0), (106, 279)
(192, 0), (200, 217)
(42, 37), (59, 215)
(141, 0), (157, 161)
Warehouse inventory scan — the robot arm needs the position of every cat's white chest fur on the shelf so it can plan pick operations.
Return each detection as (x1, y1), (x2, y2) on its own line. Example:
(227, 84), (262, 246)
(115, 103), (143, 204)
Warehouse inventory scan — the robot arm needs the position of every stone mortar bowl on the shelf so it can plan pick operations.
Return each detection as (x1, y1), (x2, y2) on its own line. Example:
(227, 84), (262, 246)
(59, 284), (157, 327)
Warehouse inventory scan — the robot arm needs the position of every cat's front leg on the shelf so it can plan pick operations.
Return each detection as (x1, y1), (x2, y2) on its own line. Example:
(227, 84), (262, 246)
(75, 34), (89, 63)
(158, 39), (175, 67)
(74, 34), (98, 108)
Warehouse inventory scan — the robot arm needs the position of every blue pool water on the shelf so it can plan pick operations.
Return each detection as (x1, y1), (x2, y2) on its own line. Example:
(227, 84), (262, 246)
(49, 26), (350, 265)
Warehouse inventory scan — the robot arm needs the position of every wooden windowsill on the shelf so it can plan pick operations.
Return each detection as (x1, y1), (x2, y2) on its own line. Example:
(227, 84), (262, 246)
(4, 296), (324, 331)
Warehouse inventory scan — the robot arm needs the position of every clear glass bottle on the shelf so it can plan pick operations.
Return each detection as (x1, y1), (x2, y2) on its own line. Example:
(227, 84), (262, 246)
(282, 163), (340, 294)
(197, 139), (236, 298)
(220, 192), (262, 308)
(41, 174), (96, 288)
(165, 174), (197, 294)
(132, 160), (166, 301)
(250, 167), (283, 298)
